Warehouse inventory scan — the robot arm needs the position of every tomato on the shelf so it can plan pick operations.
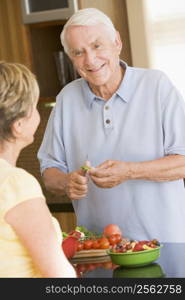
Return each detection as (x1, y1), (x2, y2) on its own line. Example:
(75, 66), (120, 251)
(114, 233), (122, 243)
(77, 241), (84, 251)
(103, 224), (122, 237)
(108, 234), (118, 245)
(99, 237), (110, 249)
(84, 239), (93, 250)
(100, 241), (110, 249)
(133, 243), (145, 252)
(99, 237), (109, 244)
(92, 240), (100, 249)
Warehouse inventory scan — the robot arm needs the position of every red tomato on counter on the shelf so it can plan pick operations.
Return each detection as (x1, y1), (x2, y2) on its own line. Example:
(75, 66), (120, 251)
(84, 239), (93, 250)
(103, 224), (122, 237)
(99, 237), (110, 249)
(77, 241), (84, 251)
(92, 240), (100, 249)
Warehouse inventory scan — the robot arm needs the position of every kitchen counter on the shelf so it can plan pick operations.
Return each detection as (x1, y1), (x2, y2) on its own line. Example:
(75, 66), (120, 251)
(71, 243), (185, 278)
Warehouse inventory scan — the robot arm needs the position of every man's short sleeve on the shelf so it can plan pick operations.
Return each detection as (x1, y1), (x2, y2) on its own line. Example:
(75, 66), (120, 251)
(162, 83), (185, 156)
(37, 95), (68, 174)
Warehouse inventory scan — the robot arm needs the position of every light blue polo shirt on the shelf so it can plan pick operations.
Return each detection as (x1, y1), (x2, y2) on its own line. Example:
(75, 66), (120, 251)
(38, 61), (185, 242)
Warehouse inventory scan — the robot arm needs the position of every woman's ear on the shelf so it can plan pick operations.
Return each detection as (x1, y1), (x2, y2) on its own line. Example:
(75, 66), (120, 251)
(11, 118), (24, 138)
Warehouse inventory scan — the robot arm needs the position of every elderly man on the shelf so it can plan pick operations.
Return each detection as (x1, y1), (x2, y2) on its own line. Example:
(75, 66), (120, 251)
(38, 8), (185, 242)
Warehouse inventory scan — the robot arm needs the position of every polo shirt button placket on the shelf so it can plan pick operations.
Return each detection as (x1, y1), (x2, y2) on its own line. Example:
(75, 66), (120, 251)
(104, 104), (113, 129)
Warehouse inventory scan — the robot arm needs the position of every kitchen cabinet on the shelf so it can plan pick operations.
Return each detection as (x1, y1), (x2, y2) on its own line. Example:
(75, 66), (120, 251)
(52, 212), (77, 233)
(0, 0), (32, 68)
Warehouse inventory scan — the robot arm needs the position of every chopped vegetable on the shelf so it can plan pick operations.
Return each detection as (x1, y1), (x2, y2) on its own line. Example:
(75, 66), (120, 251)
(81, 165), (91, 171)
(62, 232), (68, 239)
(75, 226), (99, 238)
(110, 239), (160, 253)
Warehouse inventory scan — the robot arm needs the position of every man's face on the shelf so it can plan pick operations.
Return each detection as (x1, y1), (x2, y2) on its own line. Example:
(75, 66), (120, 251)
(66, 24), (122, 88)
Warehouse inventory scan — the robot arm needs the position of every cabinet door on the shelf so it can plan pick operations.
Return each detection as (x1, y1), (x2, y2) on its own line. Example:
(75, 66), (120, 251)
(52, 212), (77, 232)
(0, 0), (32, 68)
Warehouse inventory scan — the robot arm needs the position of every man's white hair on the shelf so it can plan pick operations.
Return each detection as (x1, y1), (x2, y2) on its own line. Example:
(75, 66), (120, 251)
(60, 8), (117, 54)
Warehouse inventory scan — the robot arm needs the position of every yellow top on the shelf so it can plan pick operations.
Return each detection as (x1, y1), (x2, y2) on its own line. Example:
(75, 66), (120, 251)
(0, 159), (62, 278)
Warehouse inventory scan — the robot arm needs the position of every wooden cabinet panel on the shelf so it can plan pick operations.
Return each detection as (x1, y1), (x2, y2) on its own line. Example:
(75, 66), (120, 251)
(0, 0), (32, 68)
(52, 212), (77, 233)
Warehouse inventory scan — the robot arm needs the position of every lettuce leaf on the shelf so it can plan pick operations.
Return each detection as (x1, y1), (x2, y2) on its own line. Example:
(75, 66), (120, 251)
(75, 226), (100, 238)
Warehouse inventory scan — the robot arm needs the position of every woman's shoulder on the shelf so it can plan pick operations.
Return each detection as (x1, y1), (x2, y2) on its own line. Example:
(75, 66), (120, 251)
(0, 160), (39, 188)
(11, 167), (40, 185)
(7, 167), (44, 200)
(0, 166), (45, 214)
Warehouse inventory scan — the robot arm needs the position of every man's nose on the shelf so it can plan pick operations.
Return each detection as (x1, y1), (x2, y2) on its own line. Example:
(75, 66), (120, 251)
(84, 50), (96, 66)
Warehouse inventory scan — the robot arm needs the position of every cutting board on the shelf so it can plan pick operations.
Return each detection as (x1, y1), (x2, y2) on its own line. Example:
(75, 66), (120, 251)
(73, 249), (109, 258)
(71, 255), (111, 264)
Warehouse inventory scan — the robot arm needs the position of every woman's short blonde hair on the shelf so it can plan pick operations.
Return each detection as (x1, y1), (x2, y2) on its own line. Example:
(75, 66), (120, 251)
(61, 8), (117, 54)
(0, 61), (39, 141)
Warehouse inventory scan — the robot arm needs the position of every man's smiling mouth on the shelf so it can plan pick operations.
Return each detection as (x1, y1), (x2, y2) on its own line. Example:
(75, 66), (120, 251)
(87, 63), (106, 72)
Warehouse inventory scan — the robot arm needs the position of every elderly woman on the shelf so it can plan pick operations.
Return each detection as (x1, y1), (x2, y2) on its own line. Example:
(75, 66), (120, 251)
(0, 62), (76, 277)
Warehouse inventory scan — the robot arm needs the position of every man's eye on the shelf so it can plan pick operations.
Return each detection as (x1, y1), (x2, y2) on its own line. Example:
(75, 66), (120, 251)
(94, 44), (101, 49)
(73, 50), (83, 57)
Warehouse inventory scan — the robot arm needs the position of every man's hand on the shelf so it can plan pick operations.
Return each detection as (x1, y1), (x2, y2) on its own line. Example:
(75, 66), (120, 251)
(65, 169), (88, 200)
(89, 160), (131, 188)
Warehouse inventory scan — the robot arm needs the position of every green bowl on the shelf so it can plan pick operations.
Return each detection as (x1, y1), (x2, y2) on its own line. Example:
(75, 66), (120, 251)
(107, 246), (162, 268)
(113, 263), (165, 278)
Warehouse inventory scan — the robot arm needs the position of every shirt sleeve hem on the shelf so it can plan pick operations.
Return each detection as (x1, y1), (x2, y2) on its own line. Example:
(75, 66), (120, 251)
(165, 148), (185, 156)
(40, 164), (68, 175)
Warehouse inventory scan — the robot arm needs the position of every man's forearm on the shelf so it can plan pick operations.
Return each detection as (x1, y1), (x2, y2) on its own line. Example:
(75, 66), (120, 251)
(42, 168), (68, 195)
(129, 154), (185, 182)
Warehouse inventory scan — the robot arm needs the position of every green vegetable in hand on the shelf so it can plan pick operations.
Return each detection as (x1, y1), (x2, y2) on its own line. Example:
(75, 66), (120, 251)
(81, 166), (91, 171)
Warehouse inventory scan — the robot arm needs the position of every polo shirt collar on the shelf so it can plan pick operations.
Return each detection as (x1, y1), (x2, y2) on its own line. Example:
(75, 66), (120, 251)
(81, 60), (131, 108)
(116, 60), (131, 103)
(81, 80), (96, 108)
